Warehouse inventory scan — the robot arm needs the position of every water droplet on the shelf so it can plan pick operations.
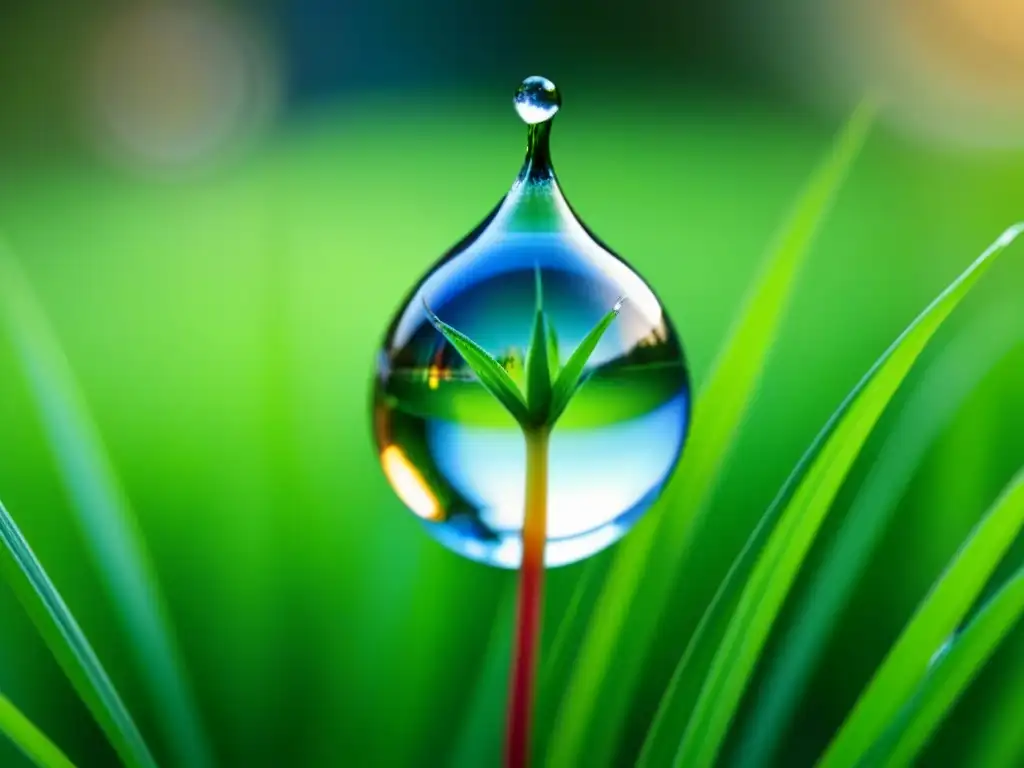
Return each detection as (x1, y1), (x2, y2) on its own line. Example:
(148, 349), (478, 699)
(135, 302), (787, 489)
(373, 77), (691, 568)
(929, 633), (957, 668)
(514, 76), (561, 124)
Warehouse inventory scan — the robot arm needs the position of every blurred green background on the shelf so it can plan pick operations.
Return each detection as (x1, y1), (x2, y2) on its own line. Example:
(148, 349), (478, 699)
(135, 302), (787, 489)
(1, 1), (1023, 766)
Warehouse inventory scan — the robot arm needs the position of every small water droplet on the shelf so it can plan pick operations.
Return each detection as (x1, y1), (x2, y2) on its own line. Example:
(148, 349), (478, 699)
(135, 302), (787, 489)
(929, 634), (957, 667)
(372, 77), (690, 568)
(514, 76), (561, 125)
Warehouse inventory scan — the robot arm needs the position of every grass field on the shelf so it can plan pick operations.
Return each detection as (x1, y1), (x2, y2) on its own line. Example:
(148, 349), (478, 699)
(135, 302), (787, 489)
(1, 89), (1023, 766)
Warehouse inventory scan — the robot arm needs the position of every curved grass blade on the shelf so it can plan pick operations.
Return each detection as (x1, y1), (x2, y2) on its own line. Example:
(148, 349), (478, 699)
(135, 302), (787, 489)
(668, 224), (1024, 768)
(637, 301), (1022, 768)
(547, 97), (878, 767)
(0, 498), (156, 768)
(818, 467), (1024, 768)
(447, 585), (516, 768)
(422, 299), (529, 424)
(731, 301), (1024, 766)
(0, 245), (214, 767)
(0, 692), (76, 768)
(869, 565), (1024, 766)
(962, 626), (1024, 767)
(549, 299), (622, 425)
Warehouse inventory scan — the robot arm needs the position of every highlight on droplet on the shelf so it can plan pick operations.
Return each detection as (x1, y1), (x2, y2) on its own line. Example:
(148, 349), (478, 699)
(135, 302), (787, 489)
(380, 445), (441, 522)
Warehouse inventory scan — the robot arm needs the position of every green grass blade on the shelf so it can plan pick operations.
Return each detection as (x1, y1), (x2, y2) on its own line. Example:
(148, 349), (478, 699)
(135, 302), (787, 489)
(0, 692), (76, 768)
(422, 298), (529, 424)
(818, 467), (1024, 768)
(549, 300), (622, 424)
(669, 224), (1023, 768)
(546, 317), (559, 377)
(447, 585), (516, 768)
(525, 269), (552, 417)
(547, 98), (877, 767)
(0, 498), (156, 768)
(731, 301), (1023, 766)
(962, 628), (1024, 767)
(872, 565), (1024, 766)
(0, 246), (214, 767)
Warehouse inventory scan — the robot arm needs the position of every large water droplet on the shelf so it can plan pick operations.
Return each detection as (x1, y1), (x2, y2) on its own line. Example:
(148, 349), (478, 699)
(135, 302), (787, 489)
(373, 77), (691, 568)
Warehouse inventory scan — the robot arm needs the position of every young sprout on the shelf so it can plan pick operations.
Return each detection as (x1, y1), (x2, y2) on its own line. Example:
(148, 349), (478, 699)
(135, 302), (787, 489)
(372, 76), (690, 767)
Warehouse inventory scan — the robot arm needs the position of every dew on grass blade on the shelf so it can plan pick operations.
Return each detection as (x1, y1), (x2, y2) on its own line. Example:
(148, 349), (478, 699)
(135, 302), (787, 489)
(372, 77), (691, 568)
(929, 633), (957, 668)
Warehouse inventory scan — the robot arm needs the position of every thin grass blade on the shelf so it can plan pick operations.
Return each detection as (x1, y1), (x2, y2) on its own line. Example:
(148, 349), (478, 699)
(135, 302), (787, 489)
(422, 299), (529, 423)
(0, 244), (214, 767)
(668, 224), (1023, 768)
(547, 98), (877, 767)
(731, 301), (1023, 766)
(869, 565), (1024, 767)
(525, 270), (552, 417)
(818, 466), (1024, 768)
(962, 626), (1024, 767)
(0, 498), (156, 768)
(548, 300), (622, 424)
(0, 692), (76, 768)
(447, 585), (516, 768)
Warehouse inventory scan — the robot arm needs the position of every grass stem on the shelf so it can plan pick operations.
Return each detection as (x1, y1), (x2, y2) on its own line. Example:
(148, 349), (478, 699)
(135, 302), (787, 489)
(505, 426), (550, 768)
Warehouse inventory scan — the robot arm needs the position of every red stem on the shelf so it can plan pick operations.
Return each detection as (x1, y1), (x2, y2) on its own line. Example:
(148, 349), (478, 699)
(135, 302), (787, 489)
(505, 427), (550, 768)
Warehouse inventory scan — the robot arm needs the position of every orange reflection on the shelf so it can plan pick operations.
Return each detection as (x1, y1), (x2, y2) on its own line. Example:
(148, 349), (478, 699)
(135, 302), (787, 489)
(381, 445), (441, 521)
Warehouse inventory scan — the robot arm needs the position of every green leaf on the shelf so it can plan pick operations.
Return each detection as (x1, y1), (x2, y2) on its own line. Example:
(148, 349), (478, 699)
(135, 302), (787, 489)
(446, 584), (516, 768)
(525, 268), (552, 419)
(872, 564), (1024, 766)
(668, 223), (1023, 768)
(0, 692), (76, 768)
(0, 244), (215, 768)
(0, 498), (156, 768)
(388, 360), (677, 430)
(548, 300), (622, 425)
(546, 316), (559, 377)
(818, 466), (1024, 768)
(961, 624), (1024, 767)
(731, 300), (1024, 766)
(547, 97), (877, 768)
(422, 298), (530, 425)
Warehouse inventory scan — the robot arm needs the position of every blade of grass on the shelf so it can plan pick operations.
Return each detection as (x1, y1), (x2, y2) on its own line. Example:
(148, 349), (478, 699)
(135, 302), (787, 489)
(818, 466), (1024, 768)
(546, 97), (877, 767)
(638, 300), (1023, 767)
(447, 585), (516, 768)
(548, 300), (622, 424)
(0, 498), (156, 768)
(667, 224), (1023, 768)
(525, 269), (552, 418)
(0, 243), (214, 767)
(731, 301), (1023, 766)
(0, 691), (76, 768)
(961, 626), (1024, 767)
(422, 298), (530, 424)
(868, 564), (1024, 766)
(545, 319), (559, 377)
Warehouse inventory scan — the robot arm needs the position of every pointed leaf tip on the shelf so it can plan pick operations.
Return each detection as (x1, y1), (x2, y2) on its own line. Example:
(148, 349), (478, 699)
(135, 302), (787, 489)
(548, 298), (623, 425)
(524, 269), (553, 420)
